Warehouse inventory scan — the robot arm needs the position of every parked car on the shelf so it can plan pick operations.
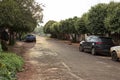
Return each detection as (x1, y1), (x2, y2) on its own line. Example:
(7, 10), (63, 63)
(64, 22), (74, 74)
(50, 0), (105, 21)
(25, 34), (36, 42)
(79, 35), (114, 55)
(110, 46), (120, 61)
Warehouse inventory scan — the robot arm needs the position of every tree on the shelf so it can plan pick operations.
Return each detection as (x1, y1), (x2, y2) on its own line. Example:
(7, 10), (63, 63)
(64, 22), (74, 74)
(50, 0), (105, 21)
(0, 0), (20, 28)
(104, 2), (120, 33)
(87, 3), (108, 35)
(75, 13), (88, 34)
(14, 0), (43, 23)
(59, 20), (69, 34)
(51, 22), (60, 34)
(0, 0), (43, 32)
(59, 19), (71, 40)
(50, 22), (61, 38)
(67, 17), (79, 42)
(0, 0), (43, 45)
(0, 0), (22, 45)
(43, 20), (56, 34)
(74, 13), (89, 41)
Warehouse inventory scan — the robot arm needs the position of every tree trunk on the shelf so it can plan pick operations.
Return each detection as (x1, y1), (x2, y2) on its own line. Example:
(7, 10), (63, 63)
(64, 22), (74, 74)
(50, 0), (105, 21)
(9, 31), (15, 45)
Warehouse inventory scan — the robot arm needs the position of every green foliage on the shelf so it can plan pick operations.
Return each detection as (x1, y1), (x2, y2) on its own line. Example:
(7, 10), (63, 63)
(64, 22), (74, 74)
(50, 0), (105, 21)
(43, 1), (120, 41)
(15, 0), (43, 23)
(51, 22), (60, 34)
(87, 3), (108, 34)
(104, 2), (120, 33)
(0, 0), (43, 45)
(67, 17), (78, 34)
(0, 0), (43, 34)
(0, 52), (24, 80)
(0, 0), (20, 27)
(75, 13), (88, 34)
(59, 20), (69, 34)
(43, 20), (56, 34)
(59, 17), (77, 34)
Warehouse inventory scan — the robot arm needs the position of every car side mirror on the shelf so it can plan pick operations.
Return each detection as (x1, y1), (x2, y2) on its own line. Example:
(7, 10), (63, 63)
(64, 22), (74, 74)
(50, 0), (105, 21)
(80, 40), (85, 44)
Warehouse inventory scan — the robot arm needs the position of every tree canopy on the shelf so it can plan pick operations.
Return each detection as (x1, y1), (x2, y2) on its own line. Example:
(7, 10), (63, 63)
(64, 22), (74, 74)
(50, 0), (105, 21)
(43, 20), (56, 34)
(87, 3), (108, 34)
(0, 0), (43, 33)
(75, 13), (88, 34)
(43, 1), (120, 42)
(104, 2), (120, 33)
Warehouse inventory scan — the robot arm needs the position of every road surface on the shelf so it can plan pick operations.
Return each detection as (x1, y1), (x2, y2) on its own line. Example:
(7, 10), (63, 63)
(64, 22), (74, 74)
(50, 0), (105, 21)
(18, 36), (120, 80)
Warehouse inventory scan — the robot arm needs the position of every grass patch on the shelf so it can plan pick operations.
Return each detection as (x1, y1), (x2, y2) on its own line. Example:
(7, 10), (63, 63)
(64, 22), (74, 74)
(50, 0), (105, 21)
(0, 52), (24, 80)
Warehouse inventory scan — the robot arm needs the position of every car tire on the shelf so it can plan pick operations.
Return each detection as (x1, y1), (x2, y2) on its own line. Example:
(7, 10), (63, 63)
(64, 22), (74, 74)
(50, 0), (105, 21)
(91, 48), (96, 55)
(34, 40), (36, 42)
(79, 46), (84, 52)
(111, 51), (119, 61)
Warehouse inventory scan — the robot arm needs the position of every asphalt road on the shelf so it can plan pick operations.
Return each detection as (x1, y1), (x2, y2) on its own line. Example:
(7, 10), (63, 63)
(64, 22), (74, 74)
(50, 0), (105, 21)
(38, 36), (120, 80)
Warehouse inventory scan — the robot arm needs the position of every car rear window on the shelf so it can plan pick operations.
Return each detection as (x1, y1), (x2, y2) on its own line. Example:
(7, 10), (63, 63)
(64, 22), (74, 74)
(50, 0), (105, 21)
(99, 37), (113, 44)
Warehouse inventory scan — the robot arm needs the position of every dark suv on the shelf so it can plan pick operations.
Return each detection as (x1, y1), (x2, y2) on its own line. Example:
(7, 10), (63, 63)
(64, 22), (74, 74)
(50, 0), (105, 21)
(25, 34), (36, 42)
(79, 35), (114, 55)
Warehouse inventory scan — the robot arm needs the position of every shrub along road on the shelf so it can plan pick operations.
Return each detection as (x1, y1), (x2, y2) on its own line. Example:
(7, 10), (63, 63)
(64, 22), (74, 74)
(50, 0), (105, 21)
(12, 36), (120, 80)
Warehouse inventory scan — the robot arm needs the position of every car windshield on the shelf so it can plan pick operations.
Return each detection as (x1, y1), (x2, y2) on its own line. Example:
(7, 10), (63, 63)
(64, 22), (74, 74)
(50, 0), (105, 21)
(27, 35), (33, 36)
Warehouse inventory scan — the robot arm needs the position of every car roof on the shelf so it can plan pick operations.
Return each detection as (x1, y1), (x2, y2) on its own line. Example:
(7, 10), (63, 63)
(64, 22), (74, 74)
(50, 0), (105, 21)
(89, 35), (112, 39)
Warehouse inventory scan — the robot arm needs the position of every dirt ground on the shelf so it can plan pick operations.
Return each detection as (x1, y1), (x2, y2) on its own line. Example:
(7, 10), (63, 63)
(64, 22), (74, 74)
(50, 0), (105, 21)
(10, 41), (37, 80)
(10, 38), (80, 80)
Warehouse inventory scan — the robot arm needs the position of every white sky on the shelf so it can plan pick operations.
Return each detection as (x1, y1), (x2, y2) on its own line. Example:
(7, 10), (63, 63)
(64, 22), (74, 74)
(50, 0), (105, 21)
(36, 0), (120, 25)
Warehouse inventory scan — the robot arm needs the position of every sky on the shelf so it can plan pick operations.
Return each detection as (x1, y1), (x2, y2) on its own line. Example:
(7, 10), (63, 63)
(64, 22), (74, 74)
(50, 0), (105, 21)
(36, 0), (120, 25)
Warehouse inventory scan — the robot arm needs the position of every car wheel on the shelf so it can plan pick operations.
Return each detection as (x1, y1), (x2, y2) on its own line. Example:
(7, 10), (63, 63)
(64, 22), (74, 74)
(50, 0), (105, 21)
(34, 40), (36, 42)
(91, 48), (96, 55)
(111, 51), (119, 61)
(79, 46), (84, 52)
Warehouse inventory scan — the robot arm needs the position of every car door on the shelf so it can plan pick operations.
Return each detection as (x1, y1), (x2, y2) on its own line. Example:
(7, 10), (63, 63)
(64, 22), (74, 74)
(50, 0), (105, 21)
(83, 36), (97, 52)
(83, 36), (92, 51)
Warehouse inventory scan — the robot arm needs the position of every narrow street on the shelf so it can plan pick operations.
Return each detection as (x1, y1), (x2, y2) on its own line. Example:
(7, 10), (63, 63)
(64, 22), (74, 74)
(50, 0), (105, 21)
(17, 36), (120, 80)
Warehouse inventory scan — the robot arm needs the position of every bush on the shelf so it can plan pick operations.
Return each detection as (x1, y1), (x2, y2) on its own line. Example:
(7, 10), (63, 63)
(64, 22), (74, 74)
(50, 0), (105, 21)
(0, 52), (24, 80)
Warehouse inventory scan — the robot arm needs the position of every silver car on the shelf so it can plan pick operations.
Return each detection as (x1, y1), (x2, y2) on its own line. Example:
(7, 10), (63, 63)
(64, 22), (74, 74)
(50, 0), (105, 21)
(110, 46), (120, 61)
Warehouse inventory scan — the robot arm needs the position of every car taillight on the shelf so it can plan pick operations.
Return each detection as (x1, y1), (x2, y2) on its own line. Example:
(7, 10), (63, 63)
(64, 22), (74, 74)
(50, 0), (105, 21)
(96, 42), (103, 44)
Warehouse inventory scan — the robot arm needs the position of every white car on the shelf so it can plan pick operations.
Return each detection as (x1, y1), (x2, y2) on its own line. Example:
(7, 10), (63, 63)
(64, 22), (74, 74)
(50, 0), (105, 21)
(110, 46), (120, 61)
